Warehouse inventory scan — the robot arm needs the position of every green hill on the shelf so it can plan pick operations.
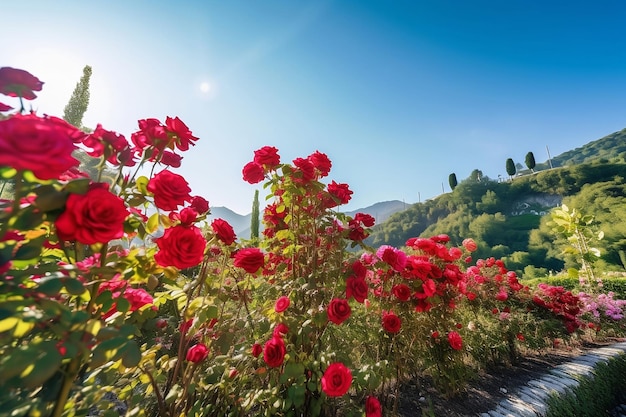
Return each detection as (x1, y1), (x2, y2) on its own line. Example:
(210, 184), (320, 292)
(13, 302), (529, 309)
(368, 128), (626, 277)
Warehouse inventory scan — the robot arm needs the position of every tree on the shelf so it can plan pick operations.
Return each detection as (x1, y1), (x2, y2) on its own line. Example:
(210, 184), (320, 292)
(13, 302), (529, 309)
(505, 158), (516, 179)
(250, 189), (260, 242)
(448, 173), (458, 190)
(63, 65), (92, 128)
(525, 152), (536, 172)
(469, 169), (483, 183)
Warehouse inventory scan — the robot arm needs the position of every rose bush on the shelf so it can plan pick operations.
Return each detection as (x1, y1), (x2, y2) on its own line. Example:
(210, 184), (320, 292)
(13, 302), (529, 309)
(0, 66), (624, 417)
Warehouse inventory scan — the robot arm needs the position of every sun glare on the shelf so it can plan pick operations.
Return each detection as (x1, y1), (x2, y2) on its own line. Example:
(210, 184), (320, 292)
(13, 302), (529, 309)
(200, 81), (211, 93)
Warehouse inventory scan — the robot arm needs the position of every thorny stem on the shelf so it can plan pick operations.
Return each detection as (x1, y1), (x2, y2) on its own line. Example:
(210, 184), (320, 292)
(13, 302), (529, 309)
(138, 364), (169, 417)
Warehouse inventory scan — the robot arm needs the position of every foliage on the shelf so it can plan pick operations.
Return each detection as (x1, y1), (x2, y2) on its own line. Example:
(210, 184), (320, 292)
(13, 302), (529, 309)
(545, 354), (626, 417)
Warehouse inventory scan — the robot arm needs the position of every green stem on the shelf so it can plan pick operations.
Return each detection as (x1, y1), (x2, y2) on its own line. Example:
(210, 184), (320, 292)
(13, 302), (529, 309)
(50, 354), (82, 417)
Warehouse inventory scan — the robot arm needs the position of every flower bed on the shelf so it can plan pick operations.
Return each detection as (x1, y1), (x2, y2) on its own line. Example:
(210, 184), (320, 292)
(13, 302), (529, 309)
(0, 67), (625, 417)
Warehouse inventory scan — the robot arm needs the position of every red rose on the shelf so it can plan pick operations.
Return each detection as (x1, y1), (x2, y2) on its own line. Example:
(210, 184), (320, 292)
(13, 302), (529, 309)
(353, 212), (375, 227)
(0, 67), (44, 100)
(346, 276), (368, 303)
(253, 146), (280, 169)
(165, 116), (199, 151)
(273, 323), (289, 338)
(242, 161), (265, 184)
(392, 284), (411, 301)
(327, 298), (351, 325)
(382, 311), (401, 333)
(154, 225), (207, 269)
(251, 343), (262, 357)
(307, 151), (331, 177)
(263, 336), (286, 368)
(0, 113), (79, 180)
(55, 184), (129, 245)
(292, 157), (315, 182)
(154, 150), (182, 167)
(321, 362), (352, 397)
(190, 196), (210, 214)
(447, 331), (463, 351)
(365, 396), (382, 417)
(233, 248), (265, 273)
(186, 343), (209, 363)
(83, 124), (128, 159)
(212, 218), (236, 245)
(327, 181), (353, 207)
(274, 296), (290, 313)
(131, 118), (169, 151)
(147, 170), (192, 211)
(0, 102), (13, 112)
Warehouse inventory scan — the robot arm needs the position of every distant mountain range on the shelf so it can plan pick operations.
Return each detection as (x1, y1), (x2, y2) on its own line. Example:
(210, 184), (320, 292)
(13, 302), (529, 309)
(207, 200), (410, 239)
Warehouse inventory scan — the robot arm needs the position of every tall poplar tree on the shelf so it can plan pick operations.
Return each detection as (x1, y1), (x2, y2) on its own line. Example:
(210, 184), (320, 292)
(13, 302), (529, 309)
(63, 65), (92, 128)
(250, 190), (260, 242)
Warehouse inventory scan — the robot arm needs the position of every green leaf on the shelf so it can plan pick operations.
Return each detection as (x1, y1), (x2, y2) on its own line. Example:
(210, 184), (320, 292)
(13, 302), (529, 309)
(115, 297), (131, 314)
(13, 241), (42, 260)
(121, 340), (141, 367)
(63, 178), (91, 194)
(136, 176), (149, 195)
(146, 212), (160, 234)
(64, 278), (86, 295)
(19, 341), (63, 389)
(34, 185), (68, 212)
(37, 277), (64, 296)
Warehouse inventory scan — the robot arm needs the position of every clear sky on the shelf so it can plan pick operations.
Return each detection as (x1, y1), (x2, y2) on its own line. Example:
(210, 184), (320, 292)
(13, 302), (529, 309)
(3, 1), (626, 214)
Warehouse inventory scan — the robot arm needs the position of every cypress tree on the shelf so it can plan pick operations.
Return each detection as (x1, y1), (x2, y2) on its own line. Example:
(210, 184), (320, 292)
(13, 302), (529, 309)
(506, 158), (516, 179)
(250, 190), (260, 242)
(448, 173), (458, 190)
(63, 65), (92, 128)
(525, 151), (536, 172)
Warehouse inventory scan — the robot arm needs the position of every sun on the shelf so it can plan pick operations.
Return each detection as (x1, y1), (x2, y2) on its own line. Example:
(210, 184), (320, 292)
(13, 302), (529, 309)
(199, 81), (211, 93)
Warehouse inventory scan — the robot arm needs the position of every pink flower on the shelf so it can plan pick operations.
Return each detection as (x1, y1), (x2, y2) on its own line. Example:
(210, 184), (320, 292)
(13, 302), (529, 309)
(462, 238), (478, 252)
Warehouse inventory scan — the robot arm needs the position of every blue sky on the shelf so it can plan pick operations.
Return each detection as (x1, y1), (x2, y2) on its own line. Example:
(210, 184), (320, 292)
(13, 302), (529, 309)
(3, 1), (626, 214)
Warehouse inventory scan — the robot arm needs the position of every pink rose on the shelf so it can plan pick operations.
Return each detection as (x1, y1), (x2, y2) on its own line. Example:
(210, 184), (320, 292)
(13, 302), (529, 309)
(462, 238), (478, 252)
(56, 184), (129, 245)
(147, 170), (192, 211)
(321, 362), (352, 397)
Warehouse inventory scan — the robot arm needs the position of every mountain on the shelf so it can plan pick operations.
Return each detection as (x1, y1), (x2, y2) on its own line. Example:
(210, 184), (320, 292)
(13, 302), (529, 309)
(344, 200), (410, 225)
(208, 200), (410, 239)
